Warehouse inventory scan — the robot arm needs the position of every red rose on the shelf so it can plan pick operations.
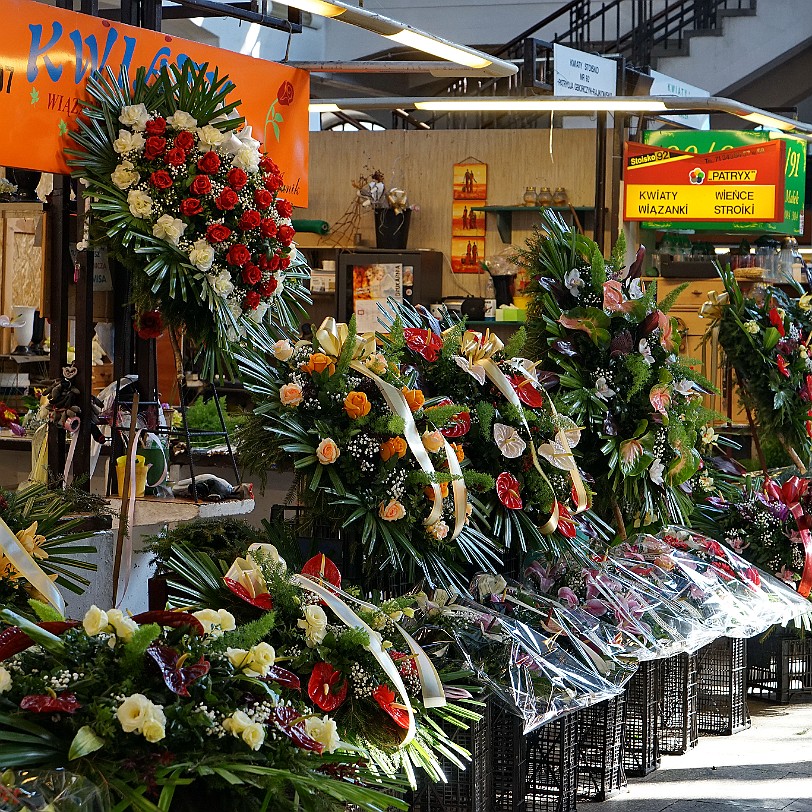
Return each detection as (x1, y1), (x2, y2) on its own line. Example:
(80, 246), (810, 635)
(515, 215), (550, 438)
(144, 136), (167, 160)
(258, 255), (269, 270)
(267, 253), (281, 271)
(145, 116), (166, 136)
(206, 223), (232, 244)
(197, 151), (221, 174)
(179, 197), (203, 217)
(190, 175), (212, 196)
(260, 277), (278, 297)
(259, 156), (279, 173)
(215, 187), (239, 211)
(242, 264), (262, 285)
(264, 172), (283, 192)
(164, 147), (187, 166)
(149, 170), (173, 190)
(174, 131), (195, 151)
(260, 218), (277, 238)
(227, 167), (248, 191)
(226, 243), (251, 267)
(254, 189), (272, 209)
(278, 81), (295, 106)
(243, 291), (261, 310)
(278, 225), (295, 246)
(239, 210), (261, 231)
(280, 255), (291, 270)
(135, 310), (163, 340)
(276, 199), (293, 219)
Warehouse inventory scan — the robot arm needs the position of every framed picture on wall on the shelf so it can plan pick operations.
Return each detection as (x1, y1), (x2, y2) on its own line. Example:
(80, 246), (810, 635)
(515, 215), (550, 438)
(450, 237), (484, 274)
(452, 162), (487, 201)
(452, 202), (485, 238)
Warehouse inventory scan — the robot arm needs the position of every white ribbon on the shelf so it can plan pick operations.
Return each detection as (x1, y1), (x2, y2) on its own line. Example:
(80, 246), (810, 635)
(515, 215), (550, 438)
(0, 516), (65, 615)
(442, 439), (467, 542)
(293, 573), (420, 745)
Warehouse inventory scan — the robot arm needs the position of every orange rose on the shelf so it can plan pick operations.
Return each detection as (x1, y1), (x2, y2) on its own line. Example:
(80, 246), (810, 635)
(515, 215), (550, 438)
(424, 482), (449, 500)
(380, 437), (407, 461)
(316, 438), (340, 465)
(402, 387), (425, 413)
(379, 499), (406, 522)
(452, 443), (465, 463)
(302, 352), (335, 376)
(344, 391), (371, 419)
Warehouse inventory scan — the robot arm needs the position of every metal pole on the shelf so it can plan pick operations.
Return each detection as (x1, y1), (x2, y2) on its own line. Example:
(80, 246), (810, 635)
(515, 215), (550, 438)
(594, 110), (607, 253)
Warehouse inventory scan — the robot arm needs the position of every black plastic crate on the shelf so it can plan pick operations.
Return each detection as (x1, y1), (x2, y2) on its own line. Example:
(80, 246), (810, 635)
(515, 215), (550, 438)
(697, 637), (750, 735)
(523, 714), (578, 812)
(490, 701), (528, 812)
(409, 707), (490, 812)
(576, 695), (627, 801)
(659, 653), (698, 755)
(747, 628), (812, 704)
(623, 661), (660, 777)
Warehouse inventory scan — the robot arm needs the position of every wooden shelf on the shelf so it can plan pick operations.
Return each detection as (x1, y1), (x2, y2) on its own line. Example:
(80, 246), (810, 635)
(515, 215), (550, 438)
(470, 205), (595, 243)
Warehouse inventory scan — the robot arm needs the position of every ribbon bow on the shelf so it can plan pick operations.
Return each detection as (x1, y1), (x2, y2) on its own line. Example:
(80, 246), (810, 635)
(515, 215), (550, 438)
(459, 329), (504, 367)
(699, 290), (730, 334)
(765, 476), (812, 597)
(315, 317), (376, 362)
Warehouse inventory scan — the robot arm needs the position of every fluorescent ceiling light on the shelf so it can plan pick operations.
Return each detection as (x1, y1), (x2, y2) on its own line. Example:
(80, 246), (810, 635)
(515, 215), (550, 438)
(283, 0), (345, 16)
(386, 30), (491, 69)
(309, 103), (340, 113)
(414, 99), (668, 112)
(742, 111), (795, 132)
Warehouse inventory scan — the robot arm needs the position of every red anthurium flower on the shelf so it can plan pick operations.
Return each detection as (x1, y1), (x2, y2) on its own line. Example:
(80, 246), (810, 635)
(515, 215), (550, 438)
(0, 621), (78, 662)
(131, 610), (205, 636)
(301, 554), (342, 589)
(508, 374), (544, 408)
(263, 665), (300, 692)
(439, 408), (471, 439)
(223, 577), (274, 611)
(556, 502), (578, 539)
(372, 684), (410, 730)
(777, 355), (790, 378)
(146, 643), (210, 697)
(272, 705), (324, 753)
(807, 420), (812, 440)
(768, 306), (786, 337)
(308, 662), (348, 712)
(20, 692), (80, 714)
(496, 472), (523, 510)
(403, 328), (443, 362)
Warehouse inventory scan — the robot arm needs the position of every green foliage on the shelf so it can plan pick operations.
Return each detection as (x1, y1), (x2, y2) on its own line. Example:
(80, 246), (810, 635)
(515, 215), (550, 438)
(215, 611), (278, 653)
(503, 327), (527, 359)
(28, 599), (64, 623)
(462, 471), (496, 492)
(609, 231), (626, 273)
(121, 623), (161, 673)
(626, 353), (654, 398)
(659, 282), (689, 315)
(184, 397), (246, 448)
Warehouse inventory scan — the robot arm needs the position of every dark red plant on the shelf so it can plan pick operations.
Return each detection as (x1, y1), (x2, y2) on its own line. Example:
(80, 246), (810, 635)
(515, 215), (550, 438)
(372, 684), (410, 730)
(135, 311), (163, 340)
(0, 621), (78, 662)
(132, 611), (205, 636)
(146, 643), (210, 697)
(271, 705), (324, 753)
(20, 692), (80, 714)
(262, 665), (301, 692)
(307, 662), (348, 712)
(403, 328), (443, 362)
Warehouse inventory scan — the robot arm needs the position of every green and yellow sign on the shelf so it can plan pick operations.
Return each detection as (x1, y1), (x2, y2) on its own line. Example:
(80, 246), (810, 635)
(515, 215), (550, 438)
(641, 130), (806, 234)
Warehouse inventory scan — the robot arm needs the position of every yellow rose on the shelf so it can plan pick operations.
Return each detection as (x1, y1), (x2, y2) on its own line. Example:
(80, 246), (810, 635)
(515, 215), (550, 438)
(107, 609), (137, 642)
(241, 722), (266, 751)
(142, 705), (166, 743)
(223, 710), (252, 737)
(379, 500), (406, 522)
(316, 438), (340, 465)
(344, 391), (371, 419)
(116, 694), (151, 733)
(302, 352), (335, 376)
(279, 383), (304, 407)
(247, 642), (276, 677)
(421, 430), (444, 453)
(0, 666), (11, 694)
(82, 605), (110, 637)
(193, 608), (236, 637)
(298, 604), (328, 648)
(226, 648), (252, 671)
(304, 715), (340, 753)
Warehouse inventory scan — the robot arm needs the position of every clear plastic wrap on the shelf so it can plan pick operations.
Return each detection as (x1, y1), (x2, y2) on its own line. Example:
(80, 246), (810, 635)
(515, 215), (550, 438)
(0, 771), (109, 812)
(616, 526), (812, 638)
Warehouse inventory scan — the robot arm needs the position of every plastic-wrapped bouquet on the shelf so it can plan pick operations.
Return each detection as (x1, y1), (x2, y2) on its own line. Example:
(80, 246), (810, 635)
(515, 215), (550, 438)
(517, 209), (722, 537)
(234, 317), (498, 587)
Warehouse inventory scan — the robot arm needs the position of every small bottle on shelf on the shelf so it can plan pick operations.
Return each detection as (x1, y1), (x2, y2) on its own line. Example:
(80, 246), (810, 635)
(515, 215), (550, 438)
(484, 276), (496, 321)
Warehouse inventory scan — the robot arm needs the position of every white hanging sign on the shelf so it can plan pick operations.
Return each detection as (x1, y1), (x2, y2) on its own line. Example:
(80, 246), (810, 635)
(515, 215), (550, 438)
(649, 69), (710, 130)
(553, 44), (617, 98)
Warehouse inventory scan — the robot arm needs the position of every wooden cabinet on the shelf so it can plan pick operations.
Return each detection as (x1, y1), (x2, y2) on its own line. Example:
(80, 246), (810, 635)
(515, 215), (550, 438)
(656, 276), (748, 424)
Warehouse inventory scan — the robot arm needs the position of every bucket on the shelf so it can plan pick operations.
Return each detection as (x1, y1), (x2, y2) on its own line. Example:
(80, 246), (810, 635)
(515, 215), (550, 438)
(374, 208), (411, 250)
(116, 455), (149, 497)
(139, 446), (169, 494)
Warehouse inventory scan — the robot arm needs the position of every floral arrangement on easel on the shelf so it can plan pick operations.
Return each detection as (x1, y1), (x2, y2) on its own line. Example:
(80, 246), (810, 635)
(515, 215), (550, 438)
(66, 62), (310, 380)
(517, 209), (723, 537)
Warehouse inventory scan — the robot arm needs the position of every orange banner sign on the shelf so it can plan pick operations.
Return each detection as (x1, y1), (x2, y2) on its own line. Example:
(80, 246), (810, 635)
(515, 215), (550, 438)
(0, 0), (309, 204)
(623, 140), (786, 223)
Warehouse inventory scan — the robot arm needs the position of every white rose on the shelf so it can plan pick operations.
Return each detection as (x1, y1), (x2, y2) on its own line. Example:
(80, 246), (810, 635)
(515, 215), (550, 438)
(249, 302), (270, 324)
(127, 189), (153, 219)
(272, 340), (294, 362)
(118, 103), (150, 131)
(226, 647), (252, 671)
(241, 722), (266, 751)
(107, 609), (138, 641)
(193, 608), (235, 637)
(189, 239), (215, 272)
(113, 129), (145, 154)
(207, 271), (234, 298)
(116, 693), (151, 733)
(305, 715), (340, 753)
(232, 145), (260, 173)
(152, 214), (187, 246)
(0, 666), (11, 694)
(197, 124), (227, 151)
(82, 605), (109, 637)
(141, 703), (166, 742)
(248, 543), (287, 571)
(167, 110), (198, 131)
(247, 642), (276, 677)
(223, 709), (252, 736)
(298, 604), (328, 648)
(421, 430), (444, 454)
(111, 160), (140, 190)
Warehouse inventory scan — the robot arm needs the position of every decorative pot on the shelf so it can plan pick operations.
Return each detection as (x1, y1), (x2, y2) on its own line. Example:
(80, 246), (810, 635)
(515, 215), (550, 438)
(523, 186), (538, 206)
(12, 305), (35, 354)
(374, 208), (411, 250)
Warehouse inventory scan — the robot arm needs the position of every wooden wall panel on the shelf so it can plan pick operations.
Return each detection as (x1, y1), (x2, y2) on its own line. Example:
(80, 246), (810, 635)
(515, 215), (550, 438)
(297, 128), (606, 297)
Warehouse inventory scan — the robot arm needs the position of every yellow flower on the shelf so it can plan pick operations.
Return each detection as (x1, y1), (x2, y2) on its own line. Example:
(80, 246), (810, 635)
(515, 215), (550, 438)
(107, 609), (137, 642)
(316, 438), (340, 465)
(226, 648), (252, 671)
(193, 608), (236, 637)
(82, 605), (110, 637)
(116, 694), (152, 733)
(279, 383), (303, 407)
(302, 352), (335, 376)
(304, 715), (340, 753)
(379, 500), (406, 522)
(247, 642), (276, 677)
(16, 523), (47, 560)
(401, 387), (425, 413)
(223, 710), (252, 737)
(298, 604), (328, 648)
(241, 722), (266, 751)
(421, 430), (444, 453)
(344, 391), (371, 419)
(0, 666), (11, 694)
(142, 705), (167, 743)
